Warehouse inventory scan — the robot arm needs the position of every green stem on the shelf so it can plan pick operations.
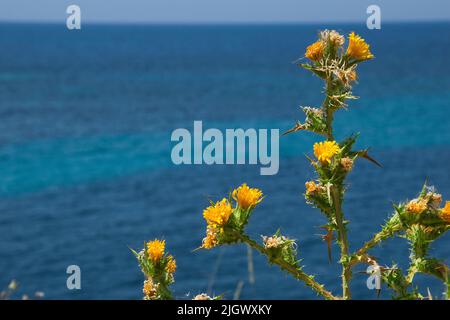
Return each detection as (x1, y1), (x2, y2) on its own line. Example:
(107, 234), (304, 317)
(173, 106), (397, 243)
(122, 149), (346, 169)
(238, 233), (337, 300)
(405, 267), (417, 285)
(445, 279), (450, 300)
(323, 86), (334, 141)
(331, 185), (351, 299)
(351, 219), (402, 265)
(324, 77), (350, 299)
(154, 275), (174, 300)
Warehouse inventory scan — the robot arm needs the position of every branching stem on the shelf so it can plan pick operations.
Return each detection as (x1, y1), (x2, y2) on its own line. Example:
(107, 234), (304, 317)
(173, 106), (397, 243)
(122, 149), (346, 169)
(237, 233), (338, 300)
(350, 218), (403, 266)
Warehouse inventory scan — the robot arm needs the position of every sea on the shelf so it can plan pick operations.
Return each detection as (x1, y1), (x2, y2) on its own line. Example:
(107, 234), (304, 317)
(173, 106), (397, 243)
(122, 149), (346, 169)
(0, 22), (449, 299)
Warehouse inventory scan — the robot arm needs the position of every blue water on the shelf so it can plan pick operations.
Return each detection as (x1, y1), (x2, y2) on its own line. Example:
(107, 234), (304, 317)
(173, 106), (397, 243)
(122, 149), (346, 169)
(0, 22), (449, 299)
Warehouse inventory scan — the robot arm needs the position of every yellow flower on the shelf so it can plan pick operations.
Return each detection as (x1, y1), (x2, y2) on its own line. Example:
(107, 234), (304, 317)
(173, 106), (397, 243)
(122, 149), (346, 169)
(203, 198), (233, 227)
(305, 40), (324, 61)
(201, 226), (219, 249)
(232, 183), (263, 210)
(313, 141), (340, 164)
(406, 199), (427, 214)
(147, 239), (165, 262)
(305, 181), (319, 195)
(166, 255), (177, 274)
(143, 278), (158, 300)
(346, 32), (374, 61)
(440, 201), (450, 223)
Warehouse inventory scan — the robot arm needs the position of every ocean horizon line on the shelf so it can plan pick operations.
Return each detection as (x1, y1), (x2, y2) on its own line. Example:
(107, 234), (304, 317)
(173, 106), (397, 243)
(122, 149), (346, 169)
(0, 19), (449, 27)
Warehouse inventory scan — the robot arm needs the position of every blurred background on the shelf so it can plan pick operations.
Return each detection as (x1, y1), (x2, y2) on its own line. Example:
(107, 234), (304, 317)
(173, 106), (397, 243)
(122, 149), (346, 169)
(0, 0), (449, 299)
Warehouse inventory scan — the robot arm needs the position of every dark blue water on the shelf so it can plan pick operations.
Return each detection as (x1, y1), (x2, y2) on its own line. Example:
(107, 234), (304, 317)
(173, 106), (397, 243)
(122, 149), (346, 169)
(0, 22), (449, 299)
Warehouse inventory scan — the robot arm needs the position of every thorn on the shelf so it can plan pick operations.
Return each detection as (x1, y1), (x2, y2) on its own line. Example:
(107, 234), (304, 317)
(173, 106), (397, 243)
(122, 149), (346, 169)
(320, 226), (334, 263)
(357, 149), (382, 167)
(283, 122), (304, 136)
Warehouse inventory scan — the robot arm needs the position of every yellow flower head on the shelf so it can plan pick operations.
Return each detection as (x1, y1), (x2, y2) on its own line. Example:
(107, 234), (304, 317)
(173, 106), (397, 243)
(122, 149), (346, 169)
(440, 201), (450, 223)
(166, 255), (177, 274)
(406, 199), (427, 214)
(146, 239), (165, 262)
(143, 278), (158, 299)
(305, 40), (324, 61)
(313, 141), (340, 164)
(201, 226), (219, 249)
(305, 181), (319, 195)
(203, 198), (232, 227)
(346, 32), (374, 61)
(232, 183), (263, 210)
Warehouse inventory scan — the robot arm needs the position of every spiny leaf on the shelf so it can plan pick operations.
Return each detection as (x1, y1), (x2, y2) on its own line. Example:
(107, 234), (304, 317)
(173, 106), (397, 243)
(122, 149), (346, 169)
(129, 246), (140, 259)
(354, 149), (382, 167)
(339, 133), (359, 154)
(283, 122), (304, 135)
(319, 226), (334, 263)
(299, 63), (326, 79)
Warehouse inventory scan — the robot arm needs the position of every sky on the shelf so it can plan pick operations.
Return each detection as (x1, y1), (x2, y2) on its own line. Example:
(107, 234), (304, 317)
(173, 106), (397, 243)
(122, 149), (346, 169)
(0, 0), (449, 24)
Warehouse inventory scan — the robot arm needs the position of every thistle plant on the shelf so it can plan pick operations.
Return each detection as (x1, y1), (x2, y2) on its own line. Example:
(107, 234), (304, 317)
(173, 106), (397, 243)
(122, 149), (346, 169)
(132, 239), (177, 300)
(135, 30), (450, 300)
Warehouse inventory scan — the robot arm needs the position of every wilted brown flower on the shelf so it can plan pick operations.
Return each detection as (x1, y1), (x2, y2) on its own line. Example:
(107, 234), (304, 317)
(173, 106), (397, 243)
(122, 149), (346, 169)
(426, 192), (442, 209)
(320, 29), (345, 47)
(340, 157), (354, 172)
(193, 293), (213, 300)
(262, 235), (286, 249)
